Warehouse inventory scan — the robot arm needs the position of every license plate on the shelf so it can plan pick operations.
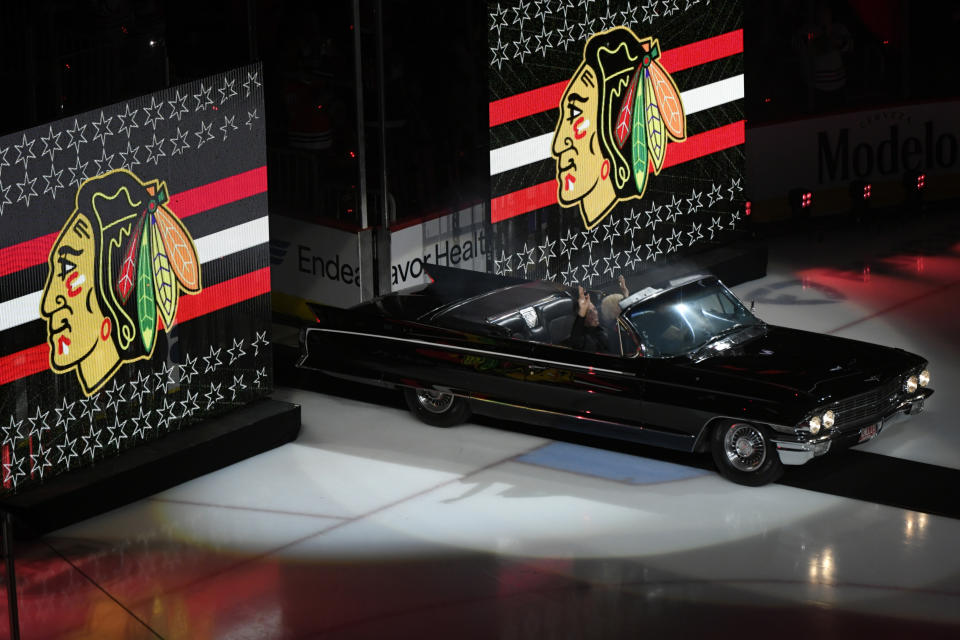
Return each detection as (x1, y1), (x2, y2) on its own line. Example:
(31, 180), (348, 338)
(858, 423), (878, 443)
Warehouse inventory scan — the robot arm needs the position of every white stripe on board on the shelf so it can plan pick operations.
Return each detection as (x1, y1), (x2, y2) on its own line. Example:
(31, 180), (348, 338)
(489, 74), (744, 176)
(0, 215), (271, 333)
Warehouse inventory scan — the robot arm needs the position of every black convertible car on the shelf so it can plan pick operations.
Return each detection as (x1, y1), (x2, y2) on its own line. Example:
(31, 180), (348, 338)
(298, 270), (932, 486)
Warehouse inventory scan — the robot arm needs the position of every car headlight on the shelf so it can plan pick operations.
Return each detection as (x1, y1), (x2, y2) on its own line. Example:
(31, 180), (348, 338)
(918, 369), (930, 387)
(904, 375), (918, 394)
(822, 410), (835, 429)
(808, 415), (821, 435)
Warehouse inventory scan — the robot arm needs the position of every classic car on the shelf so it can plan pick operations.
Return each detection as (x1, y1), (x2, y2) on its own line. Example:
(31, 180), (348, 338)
(298, 269), (933, 486)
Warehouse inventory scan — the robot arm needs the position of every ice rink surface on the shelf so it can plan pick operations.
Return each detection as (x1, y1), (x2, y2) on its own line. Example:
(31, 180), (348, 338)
(6, 213), (959, 638)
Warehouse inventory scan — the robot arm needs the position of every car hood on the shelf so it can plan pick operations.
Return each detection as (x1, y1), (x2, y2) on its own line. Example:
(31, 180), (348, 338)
(686, 325), (926, 402)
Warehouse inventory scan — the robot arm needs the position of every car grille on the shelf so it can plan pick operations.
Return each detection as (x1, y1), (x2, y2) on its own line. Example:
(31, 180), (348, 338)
(834, 378), (900, 429)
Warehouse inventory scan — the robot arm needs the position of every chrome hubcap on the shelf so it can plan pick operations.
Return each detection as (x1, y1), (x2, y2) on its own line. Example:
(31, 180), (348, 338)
(724, 423), (766, 472)
(416, 389), (455, 414)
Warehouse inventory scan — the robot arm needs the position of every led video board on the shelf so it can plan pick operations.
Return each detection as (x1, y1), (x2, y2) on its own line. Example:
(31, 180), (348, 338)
(0, 64), (270, 494)
(488, 0), (745, 286)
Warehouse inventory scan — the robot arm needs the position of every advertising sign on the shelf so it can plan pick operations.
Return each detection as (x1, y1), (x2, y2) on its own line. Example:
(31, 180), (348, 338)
(488, 0), (746, 287)
(269, 215), (362, 312)
(391, 204), (489, 291)
(0, 64), (271, 494)
(747, 101), (960, 216)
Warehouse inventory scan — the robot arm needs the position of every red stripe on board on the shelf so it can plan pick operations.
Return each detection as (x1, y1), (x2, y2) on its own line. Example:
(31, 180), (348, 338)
(490, 120), (745, 223)
(0, 345), (48, 387)
(658, 29), (744, 74)
(0, 166), (268, 279)
(176, 266), (271, 324)
(0, 267), (271, 387)
(489, 29), (743, 127)
(168, 166), (268, 219)
(491, 182), (558, 224)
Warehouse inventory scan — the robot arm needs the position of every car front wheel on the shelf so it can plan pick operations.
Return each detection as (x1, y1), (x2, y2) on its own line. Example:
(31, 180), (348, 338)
(403, 387), (471, 427)
(710, 421), (784, 486)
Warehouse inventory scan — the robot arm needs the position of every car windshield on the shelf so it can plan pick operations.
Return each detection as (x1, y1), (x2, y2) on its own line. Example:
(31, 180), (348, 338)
(623, 278), (761, 357)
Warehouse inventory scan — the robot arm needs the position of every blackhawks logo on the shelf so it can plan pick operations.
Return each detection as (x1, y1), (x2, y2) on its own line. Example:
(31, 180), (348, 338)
(552, 27), (687, 230)
(40, 169), (202, 396)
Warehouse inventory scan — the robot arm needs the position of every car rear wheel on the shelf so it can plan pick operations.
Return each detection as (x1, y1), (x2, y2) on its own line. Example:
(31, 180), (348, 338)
(710, 421), (784, 486)
(403, 388), (471, 427)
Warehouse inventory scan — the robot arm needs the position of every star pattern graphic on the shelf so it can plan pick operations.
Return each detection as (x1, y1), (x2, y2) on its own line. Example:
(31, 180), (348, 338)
(708, 216), (723, 240)
(230, 374), (247, 400)
(106, 415), (129, 450)
(603, 246), (621, 279)
(82, 423), (104, 462)
(57, 432), (80, 470)
(242, 71), (262, 97)
(646, 234), (663, 261)
(641, 0), (659, 23)
(131, 407), (153, 440)
(43, 163), (65, 199)
(0, 182), (11, 217)
(688, 221), (704, 246)
(580, 227), (599, 254)
(686, 188), (703, 215)
(728, 177), (743, 200)
(119, 141), (141, 169)
(195, 121), (216, 148)
(666, 227), (684, 253)
(2, 453), (26, 491)
(204, 346), (223, 373)
(581, 253), (600, 286)
(14, 133), (36, 170)
(117, 104), (140, 138)
(170, 127), (191, 156)
(41, 126), (62, 162)
(664, 194), (683, 223)
(155, 361), (176, 393)
(602, 216), (622, 247)
(228, 338), (246, 365)
(142, 96), (165, 130)
(560, 228), (579, 261)
(181, 390), (200, 419)
(30, 447), (54, 480)
(205, 383), (224, 410)
(68, 155), (89, 188)
(706, 182), (724, 206)
(537, 234), (556, 266)
(251, 332), (269, 357)
(220, 115), (238, 141)
(193, 82), (214, 111)
(16, 170), (38, 206)
(66, 119), (87, 154)
(92, 110), (114, 146)
(54, 397), (76, 430)
(94, 146), (116, 174)
(219, 78), (238, 104)
(27, 406), (51, 441)
(145, 134), (166, 166)
(2, 415), (24, 448)
(105, 378), (127, 413)
(168, 90), (191, 120)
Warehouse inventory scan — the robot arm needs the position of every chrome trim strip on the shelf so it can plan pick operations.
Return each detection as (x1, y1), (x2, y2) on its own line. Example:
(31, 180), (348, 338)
(305, 327), (632, 377)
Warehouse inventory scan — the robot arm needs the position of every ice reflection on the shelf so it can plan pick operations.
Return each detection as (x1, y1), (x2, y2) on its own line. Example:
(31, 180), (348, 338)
(808, 546), (836, 585)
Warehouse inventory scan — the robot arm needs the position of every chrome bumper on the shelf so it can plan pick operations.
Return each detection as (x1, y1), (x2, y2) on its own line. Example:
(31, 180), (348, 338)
(771, 390), (932, 466)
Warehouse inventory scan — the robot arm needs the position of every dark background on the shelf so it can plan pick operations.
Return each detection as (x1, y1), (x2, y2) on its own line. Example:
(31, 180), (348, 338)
(1, 0), (957, 229)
